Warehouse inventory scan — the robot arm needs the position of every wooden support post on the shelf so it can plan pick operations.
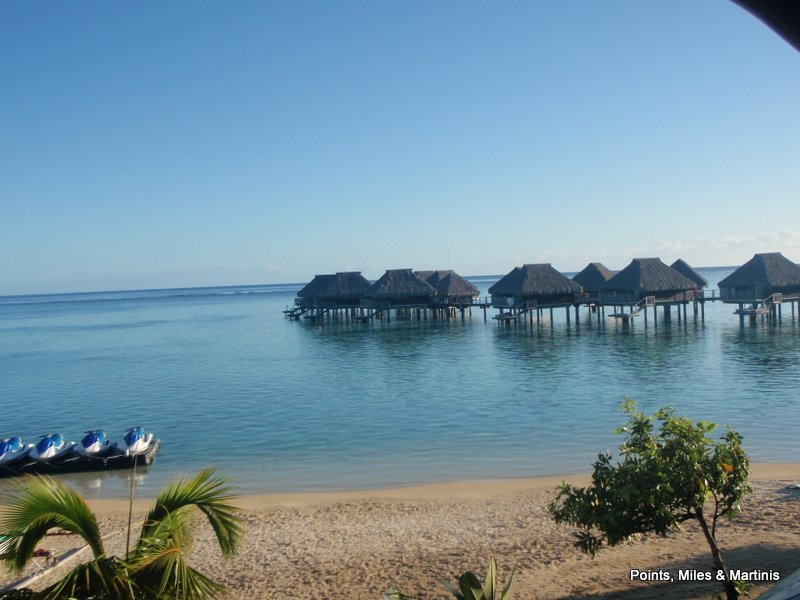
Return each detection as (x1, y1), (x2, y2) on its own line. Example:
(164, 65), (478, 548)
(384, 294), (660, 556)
(566, 306), (570, 324)
(575, 305), (579, 321)
(739, 303), (744, 324)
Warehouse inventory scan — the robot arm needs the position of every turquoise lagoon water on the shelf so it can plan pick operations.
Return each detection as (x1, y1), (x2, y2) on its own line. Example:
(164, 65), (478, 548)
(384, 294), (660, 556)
(1, 267), (799, 499)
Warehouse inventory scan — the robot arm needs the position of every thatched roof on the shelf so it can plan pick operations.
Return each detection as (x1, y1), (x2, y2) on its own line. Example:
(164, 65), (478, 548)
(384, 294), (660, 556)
(369, 269), (437, 299)
(414, 270), (478, 297)
(572, 263), (615, 292)
(320, 272), (372, 300)
(602, 258), (696, 293)
(298, 272), (372, 300)
(489, 264), (582, 296)
(431, 272), (479, 297)
(297, 274), (336, 299)
(670, 259), (708, 288)
(718, 252), (800, 288)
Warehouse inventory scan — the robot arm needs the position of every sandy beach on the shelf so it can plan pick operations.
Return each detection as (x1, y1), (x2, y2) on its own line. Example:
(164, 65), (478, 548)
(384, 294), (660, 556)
(3, 463), (800, 599)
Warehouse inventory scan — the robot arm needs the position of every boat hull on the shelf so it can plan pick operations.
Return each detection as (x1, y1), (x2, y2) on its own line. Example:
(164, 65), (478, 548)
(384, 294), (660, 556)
(0, 439), (161, 478)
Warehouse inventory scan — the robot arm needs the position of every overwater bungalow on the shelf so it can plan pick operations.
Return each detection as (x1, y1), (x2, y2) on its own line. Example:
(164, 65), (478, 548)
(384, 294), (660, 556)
(287, 271), (373, 320)
(670, 259), (708, 290)
(572, 262), (615, 303)
(416, 270), (480, 306)
(718, 252), (800, 303)
(322, 271), (373, 306)
(489, 264), (582, 309)
(599, 258), (696, 306)
(296, 272), (372, 308)
(296, 274), (336, 307)
(367, 268), (437, 308)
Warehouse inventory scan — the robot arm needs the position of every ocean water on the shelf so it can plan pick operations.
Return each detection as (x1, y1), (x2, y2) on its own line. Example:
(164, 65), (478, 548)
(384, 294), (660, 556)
(1, 267), (799, 499)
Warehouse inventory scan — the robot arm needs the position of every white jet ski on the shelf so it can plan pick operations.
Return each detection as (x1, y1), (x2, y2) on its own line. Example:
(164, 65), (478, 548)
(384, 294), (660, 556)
(29, 433), (74, 461)
(73, 430), (112, 456)
(115, 426), (153, 456)
(0, 437), (32, 465)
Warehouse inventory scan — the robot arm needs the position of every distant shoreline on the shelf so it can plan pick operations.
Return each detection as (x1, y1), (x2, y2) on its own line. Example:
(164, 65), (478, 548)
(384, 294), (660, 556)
(1, 266), (743, 299)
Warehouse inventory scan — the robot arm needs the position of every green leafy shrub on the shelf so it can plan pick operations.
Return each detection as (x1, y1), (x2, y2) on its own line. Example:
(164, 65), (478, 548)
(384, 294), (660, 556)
(548, 400), (750, 600)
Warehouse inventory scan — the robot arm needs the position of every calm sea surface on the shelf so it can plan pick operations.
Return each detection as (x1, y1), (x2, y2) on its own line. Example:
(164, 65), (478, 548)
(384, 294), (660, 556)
(1, 267), (799, 498)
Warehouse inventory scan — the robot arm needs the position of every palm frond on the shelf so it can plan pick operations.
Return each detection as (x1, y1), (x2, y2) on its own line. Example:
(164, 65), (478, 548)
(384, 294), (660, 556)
(137, 469), (242, 558)
(131, 508), (195, 562)
(130, 543), (224, 600)
(0, 476), (104, 573)
(37, 556), (137, 600)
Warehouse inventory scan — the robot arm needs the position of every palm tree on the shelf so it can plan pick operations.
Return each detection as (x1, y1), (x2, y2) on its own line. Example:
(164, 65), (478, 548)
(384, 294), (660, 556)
(0, 468), (243, 600)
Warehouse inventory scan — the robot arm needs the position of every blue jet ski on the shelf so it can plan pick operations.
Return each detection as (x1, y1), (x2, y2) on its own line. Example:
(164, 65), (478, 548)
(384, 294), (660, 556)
(73, 430), (112, 456)
(114, 426), (153, 456)
(0, 437), (32, 465)
(29, 433), (74, 461)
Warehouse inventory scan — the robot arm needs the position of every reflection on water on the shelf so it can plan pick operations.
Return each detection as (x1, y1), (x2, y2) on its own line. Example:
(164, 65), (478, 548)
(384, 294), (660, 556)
(1, 270), (799, 497)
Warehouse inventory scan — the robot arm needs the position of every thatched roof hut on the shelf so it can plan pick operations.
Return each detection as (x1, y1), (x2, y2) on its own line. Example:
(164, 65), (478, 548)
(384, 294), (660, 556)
(600, 258), (696, 303)
(297, 272), (372, 307)
(320, 272), (372, 303)
(416, 270), (479, 304)
(297, 274), (336, 300)
(416, 270), (479, 294)
(718, 252), (800, 302)
(572, 262), (615, 294)
(433, 272), (479, 297)
(670, 259), (708, 288)
(489, 264), (582, 307)
(368, 268), (437, 305)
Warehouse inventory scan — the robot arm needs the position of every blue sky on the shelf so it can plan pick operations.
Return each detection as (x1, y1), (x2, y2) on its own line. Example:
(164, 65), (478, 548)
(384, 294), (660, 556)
(2, 1), (799, 294)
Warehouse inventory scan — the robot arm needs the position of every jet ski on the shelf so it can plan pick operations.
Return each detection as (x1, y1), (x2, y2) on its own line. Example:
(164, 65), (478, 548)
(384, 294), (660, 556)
(0, 437), (32, 465)
(73, 430), (112, 457)
(115, 426), (153, 456)
(29, 433), (74, 461)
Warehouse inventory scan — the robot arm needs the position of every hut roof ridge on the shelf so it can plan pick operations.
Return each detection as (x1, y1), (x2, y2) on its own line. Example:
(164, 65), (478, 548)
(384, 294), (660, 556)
(602, 258), (696, 293)
(369, 268), (437, 298)
(572, 262), (615, 291)
(670, 259), (708, 288)
(489, 263), (582, 296)
(718, 252), (800, 288)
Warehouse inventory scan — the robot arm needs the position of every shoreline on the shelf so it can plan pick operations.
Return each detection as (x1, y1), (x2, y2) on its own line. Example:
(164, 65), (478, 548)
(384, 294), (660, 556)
(5, 463), (800, 599)
(85, 461), (800, 516)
